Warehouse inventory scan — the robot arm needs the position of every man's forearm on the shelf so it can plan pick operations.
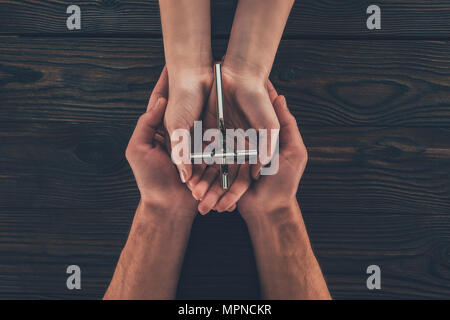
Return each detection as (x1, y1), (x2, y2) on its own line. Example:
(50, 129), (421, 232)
(224, 0), (294, 80)
(104, 201), (195, 299)
(244, 201), (331, 300)
(159, 0), (212, 78)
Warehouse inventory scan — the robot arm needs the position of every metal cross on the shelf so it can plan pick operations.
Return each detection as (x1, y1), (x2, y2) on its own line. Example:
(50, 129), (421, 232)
(190, 64), (258, 189)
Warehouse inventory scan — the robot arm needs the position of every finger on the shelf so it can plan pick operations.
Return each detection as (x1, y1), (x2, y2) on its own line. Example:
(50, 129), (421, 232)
(198, 166), (238, 215)
(154, 131), (165, 146)
(273, 95), (296, 128)
(187, 139), (210, 191)
(267, 79), (279, 104)
(273, 95), (304, 149)
(130, 97), (167, 146)
(192, 165), (219, 202)
(250, 118), (280, 180)
(226, 203), (237, 212)
(214, 164), (251, 213)
(168, 122), (192, 184)
(188, 162), (207, 195)
(147, 66), (169, 111)
(166, 108), (195, 184)
(198, 180), (225, 215)
(176, 153), (192, 185)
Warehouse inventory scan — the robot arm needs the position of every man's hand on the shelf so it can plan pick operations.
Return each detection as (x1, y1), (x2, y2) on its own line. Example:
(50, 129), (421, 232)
(232, 91), (331, 300)
(126, 67), (198, 218)
(237, 86), (307, 221)
(104, 67), (198, 300)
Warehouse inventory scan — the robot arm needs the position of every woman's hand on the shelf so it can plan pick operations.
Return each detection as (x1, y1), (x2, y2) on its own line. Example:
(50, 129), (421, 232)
(159, 0), (214, 184)
(188, 64), (280, 214)
(164, 69), (213, 184)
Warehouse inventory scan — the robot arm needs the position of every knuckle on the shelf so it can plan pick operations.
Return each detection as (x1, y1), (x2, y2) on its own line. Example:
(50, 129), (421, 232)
(200, 198), (214, 212)
(210, 184), (223, 197)
(300, 146), (308, 167)
(292, 143), (308, 167)
(137, 113), (149, 125)
(125, 144), (135, 163)
(135, 113), (151, 130)
(198, 203), (208, 214)
(216, 200), (230, 212)
(288, 114), (297, 126)
(226, 188), (240, 200)
(126, 142), (150, 163)
(193, 186), (205, 200)
(297, 143), (308, 160)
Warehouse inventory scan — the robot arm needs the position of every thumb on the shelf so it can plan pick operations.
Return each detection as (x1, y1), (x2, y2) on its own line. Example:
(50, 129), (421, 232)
(129, 97), (167, 147)
(147, 66), (169, 111)
(273, 95), (304, 149)
(250, 96), (280, 180)
(166, 119), (193, 184)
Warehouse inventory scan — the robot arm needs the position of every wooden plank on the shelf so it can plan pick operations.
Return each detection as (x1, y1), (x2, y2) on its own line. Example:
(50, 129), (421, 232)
(0, 122), (448, 214)
(0, 208), (131, 299)
(1, 1), (450, 37)
(1, 38), (449, 126)
(0, 208), (449, 299)
(0, 209), (259, 299)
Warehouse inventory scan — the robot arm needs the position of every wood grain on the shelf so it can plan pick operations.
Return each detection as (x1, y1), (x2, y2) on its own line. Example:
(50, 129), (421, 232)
(0, 208), (449, 299)
(1, 1), (450, 37)
(1, 38), (449, 126)
(0, 122), (448, 215)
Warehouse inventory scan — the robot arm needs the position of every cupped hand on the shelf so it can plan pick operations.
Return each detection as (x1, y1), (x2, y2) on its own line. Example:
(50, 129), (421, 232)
(126, 67), (197, 217)
(163, 67), (214, 184)
(188, 64), (280, 214)
(238, 92), (308, 222)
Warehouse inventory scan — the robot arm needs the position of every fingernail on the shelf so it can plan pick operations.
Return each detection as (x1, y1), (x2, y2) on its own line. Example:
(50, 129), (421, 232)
(180, 168), (186, 183)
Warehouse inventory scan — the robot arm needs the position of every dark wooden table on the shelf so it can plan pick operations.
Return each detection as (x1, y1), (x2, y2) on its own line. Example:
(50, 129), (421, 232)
(0, 0), (449, 299)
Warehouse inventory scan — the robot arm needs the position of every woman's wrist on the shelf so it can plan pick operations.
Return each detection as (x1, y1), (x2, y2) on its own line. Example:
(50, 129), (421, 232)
(222, 54), (270, 84)
(166, 51), (213, 79)
(159, 0), (212, 79)
(167, 65), (213, 94)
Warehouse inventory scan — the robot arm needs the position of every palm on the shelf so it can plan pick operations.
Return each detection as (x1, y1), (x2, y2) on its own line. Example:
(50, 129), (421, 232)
(237, 95), (308, 219)
(201, 69), (279, 188)
(238, 151), (303, 216)
(165, 84), (209, 136)
(204, 69), (277, 138)
(130, 133), (194, 209)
